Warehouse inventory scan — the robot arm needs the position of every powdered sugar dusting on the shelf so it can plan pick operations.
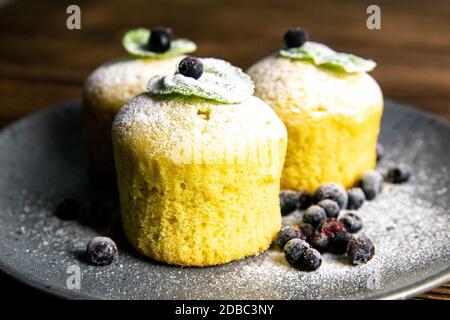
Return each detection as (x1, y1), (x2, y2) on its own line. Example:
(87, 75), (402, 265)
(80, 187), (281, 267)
(113, 94), (286, 165)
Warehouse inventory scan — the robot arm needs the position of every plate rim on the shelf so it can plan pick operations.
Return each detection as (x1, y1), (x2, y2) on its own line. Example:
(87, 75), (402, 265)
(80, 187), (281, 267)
(0, 98), (449, 300)
(1, 246), (449, 300)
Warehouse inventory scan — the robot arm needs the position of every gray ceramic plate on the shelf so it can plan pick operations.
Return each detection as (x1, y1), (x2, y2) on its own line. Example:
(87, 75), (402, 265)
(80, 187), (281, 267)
(0, 99), (449, 300)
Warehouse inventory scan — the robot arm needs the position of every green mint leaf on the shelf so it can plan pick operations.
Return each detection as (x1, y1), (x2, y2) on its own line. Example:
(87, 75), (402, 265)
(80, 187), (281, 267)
(320, 53), (377, 73)
(147, 58), (254, 104)
(279, 41), (376, 73)
(122, 28), (196, 59)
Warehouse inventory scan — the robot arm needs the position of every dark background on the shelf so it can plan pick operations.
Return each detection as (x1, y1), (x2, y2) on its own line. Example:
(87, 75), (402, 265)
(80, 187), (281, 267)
(0, 0), (448, 299)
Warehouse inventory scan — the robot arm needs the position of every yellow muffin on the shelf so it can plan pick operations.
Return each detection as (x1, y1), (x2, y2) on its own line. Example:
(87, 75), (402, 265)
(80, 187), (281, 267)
(247, 55), (383, 193)
(112, 92), (287, 266)
(83, 27), (196, 180)
(83, 56), (183, 179)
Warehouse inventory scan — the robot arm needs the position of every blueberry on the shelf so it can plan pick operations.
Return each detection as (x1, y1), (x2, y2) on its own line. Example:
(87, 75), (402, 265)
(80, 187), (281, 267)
(314, 183), (348, 209)
(298, 248), (322, 271)
(310, 232), (329, 253)
(284, 238), (310, 267)
(86, 236), (118, 266)
(347, 234), (375, 265)
(55, 198), (80, 220)
(283, 27), (309, 48)
(298, 191), (312, 210)
(317, 199), (340, 218)
(387, 164), (412, 183)
(319, 218), (345, 238)
(340, 213), (363, 233)
(319, 219), (350, 254)
(81, 199), (110, 227)
(346, 188), (366, 210)
(299, 223), (315, 240)
(360, 170), (383, 200)
(276, 226), (304, 249)
(328, 231), (352, 254)
(376, 143), (384, 162)
(148, 26), (172, 53)
(178, 56), (204, 80)
(279, 190), (299, 215)
(303, 205), (327, 227)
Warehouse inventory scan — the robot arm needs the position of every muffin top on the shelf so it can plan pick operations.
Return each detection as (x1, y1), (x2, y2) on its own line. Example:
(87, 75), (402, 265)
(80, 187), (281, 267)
(247, 27), (382, 120)
(247, 55), (383, 120)
(83, 27), (196, 111)
(112, 94), (287, 166)
(83, 56), (182, 111)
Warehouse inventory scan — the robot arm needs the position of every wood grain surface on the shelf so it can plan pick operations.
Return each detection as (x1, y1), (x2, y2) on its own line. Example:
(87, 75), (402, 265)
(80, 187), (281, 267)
(0, 0), (448, 300)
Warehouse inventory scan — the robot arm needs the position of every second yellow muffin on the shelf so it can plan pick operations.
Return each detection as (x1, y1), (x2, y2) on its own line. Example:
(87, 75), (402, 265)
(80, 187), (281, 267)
(83, 27), (196, 180)
(248, 48), (383, 193)
(83, 56), (183, 179)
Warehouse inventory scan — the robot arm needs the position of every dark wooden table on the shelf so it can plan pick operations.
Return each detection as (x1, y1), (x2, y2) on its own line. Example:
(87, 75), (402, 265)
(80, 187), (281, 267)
(0, 0), (448, 300)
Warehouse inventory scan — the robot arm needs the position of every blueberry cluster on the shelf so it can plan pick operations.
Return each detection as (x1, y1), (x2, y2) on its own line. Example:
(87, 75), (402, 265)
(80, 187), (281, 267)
(277, 183), (372, 269)
(279, 182), (370, 270)
(278, 145), (412, 270)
